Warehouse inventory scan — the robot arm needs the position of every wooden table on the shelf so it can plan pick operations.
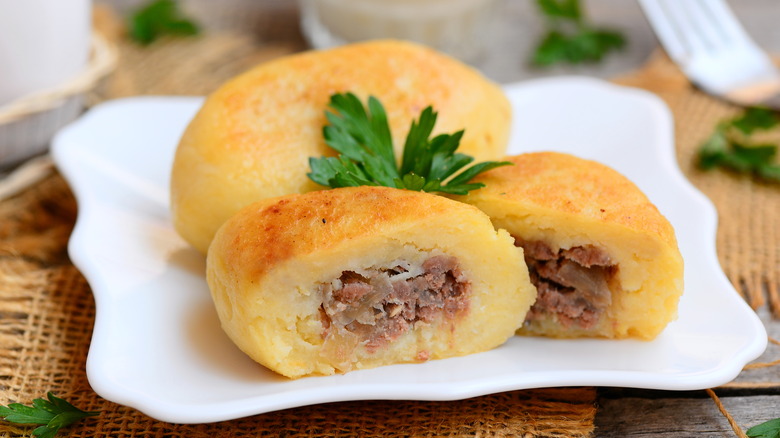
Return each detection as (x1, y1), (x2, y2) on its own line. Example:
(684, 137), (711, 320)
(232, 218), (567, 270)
(479, 1), (780, 436)
(597, 307), (779, 437)
(279, 2), (780, 433)
(2, 1), (775, 436)
(94, 0), (780, 435)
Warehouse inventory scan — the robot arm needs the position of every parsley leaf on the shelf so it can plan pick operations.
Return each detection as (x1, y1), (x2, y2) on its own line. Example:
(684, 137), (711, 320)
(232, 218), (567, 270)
(697, 107), (780, 183)
(532, 0), (626, 66)
(130, 0), (199, 46)
(536, 0), (581, 20)
(308, 93), (511, 195)
(0, 392), (99, 438)
(731, 106), (780, 135)
(747, 418), (780, 438)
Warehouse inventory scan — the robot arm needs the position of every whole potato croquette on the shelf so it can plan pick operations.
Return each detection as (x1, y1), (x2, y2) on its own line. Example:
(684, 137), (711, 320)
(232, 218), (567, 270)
(171, 40), (512, 253)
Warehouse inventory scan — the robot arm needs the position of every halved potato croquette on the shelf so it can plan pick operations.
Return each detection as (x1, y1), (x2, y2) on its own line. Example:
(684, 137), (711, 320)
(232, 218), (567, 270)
(206, 186), (537, 378)
(457, 152), (684, 340)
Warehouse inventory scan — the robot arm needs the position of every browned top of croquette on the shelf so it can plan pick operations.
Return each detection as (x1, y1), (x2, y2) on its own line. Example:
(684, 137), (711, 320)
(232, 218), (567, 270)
(209, 186), (489, 279)
(460, 152), (679, 249)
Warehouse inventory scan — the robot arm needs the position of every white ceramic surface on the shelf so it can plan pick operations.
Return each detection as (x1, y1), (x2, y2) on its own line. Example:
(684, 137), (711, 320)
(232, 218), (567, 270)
(298, 0), (497, 61)
(0, 0), (92, 105)
(51, 77), (767, 424)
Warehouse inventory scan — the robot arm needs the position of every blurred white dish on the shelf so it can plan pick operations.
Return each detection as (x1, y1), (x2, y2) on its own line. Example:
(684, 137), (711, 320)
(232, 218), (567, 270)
(52, 77), (767, 424)
(299, 0), (498, 61)
(0, 0), (91, 105)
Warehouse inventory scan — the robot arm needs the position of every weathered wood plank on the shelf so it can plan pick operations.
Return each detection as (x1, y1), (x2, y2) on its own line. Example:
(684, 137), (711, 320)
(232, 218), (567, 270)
(595, 308), (780, 436)
(729, 307), (780, 386)
(595, 392), (780, 437)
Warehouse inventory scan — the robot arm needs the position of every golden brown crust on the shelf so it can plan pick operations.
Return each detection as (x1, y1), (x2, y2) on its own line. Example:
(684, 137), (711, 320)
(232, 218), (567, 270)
(207, 186), (536, 378)
(462, 152), (678, 250)
(216, 186), (466, 281)
(457, 152), (684, 340)
(171, 40), (512, 253)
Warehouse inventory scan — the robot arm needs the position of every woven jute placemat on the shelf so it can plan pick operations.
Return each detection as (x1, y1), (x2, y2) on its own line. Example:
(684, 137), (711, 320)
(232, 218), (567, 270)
(0, 9), (598, 438)
(0, 177), (596, 436)
(613, 51), (780, 315)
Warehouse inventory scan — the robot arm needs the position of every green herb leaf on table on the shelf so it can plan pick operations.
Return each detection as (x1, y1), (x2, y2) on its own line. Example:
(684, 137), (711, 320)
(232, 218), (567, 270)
(536, 0), (581, 20)
(0, 392), (99, 438)
(747, 417), (780, 438)
(731, 106), (780, 135)
(308, 93), (511, 195)
(130, 0), (199, 46)
(532, 0), (626, 67)
(697, 107), (780, 183)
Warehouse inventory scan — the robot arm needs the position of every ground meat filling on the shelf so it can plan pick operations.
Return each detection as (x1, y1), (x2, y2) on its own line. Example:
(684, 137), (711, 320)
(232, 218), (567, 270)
(516, 239), (616, 330)
(319, 256), (470, 352)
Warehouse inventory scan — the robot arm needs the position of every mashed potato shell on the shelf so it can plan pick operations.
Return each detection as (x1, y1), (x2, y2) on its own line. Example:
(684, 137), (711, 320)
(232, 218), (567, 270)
(457, 152), (684, 340)
(172, 40), (512, 253)
(207, 186), (536, 378)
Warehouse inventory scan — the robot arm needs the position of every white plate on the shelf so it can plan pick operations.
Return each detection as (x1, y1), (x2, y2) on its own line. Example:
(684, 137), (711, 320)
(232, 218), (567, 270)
(52, 77), (767, 424)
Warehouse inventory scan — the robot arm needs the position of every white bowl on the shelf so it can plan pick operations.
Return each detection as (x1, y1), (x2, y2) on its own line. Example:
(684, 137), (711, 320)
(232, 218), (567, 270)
(0, 33), (116, 169)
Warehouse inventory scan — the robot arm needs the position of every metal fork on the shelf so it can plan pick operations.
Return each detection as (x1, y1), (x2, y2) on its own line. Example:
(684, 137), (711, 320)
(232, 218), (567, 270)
(639, 0), (780, 108)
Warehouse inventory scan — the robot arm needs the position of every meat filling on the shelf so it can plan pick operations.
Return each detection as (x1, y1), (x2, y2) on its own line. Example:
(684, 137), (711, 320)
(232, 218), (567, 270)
(516, 239), (616, 329)
(319, 256), (470, 352)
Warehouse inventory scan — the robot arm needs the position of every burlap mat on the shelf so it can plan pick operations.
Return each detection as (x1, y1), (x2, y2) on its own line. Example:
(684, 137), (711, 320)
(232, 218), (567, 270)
(1, 5), (778, 437)
(613, 52), (780, 315)
(0, 176), (596, 437)
(0, 8), (598, 438)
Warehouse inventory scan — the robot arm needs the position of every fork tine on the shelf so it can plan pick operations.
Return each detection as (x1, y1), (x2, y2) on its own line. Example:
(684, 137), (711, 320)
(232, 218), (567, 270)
(641, 0), (780, 107)
(697, 0), (756, 47)
(638, 0), (693, 62)
(678, 0), (725, 51)
(641, 0), (760, 59)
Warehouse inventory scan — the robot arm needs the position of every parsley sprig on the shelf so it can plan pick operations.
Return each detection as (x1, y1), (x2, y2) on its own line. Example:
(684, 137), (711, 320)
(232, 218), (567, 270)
(748, 417), (780, 438)
(307, 93), (511, 195)
(697, 107), (780, 183)
(532, 0), (626, 67)
(130, 0), (200, 46)
(0, 392), (99, 438)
